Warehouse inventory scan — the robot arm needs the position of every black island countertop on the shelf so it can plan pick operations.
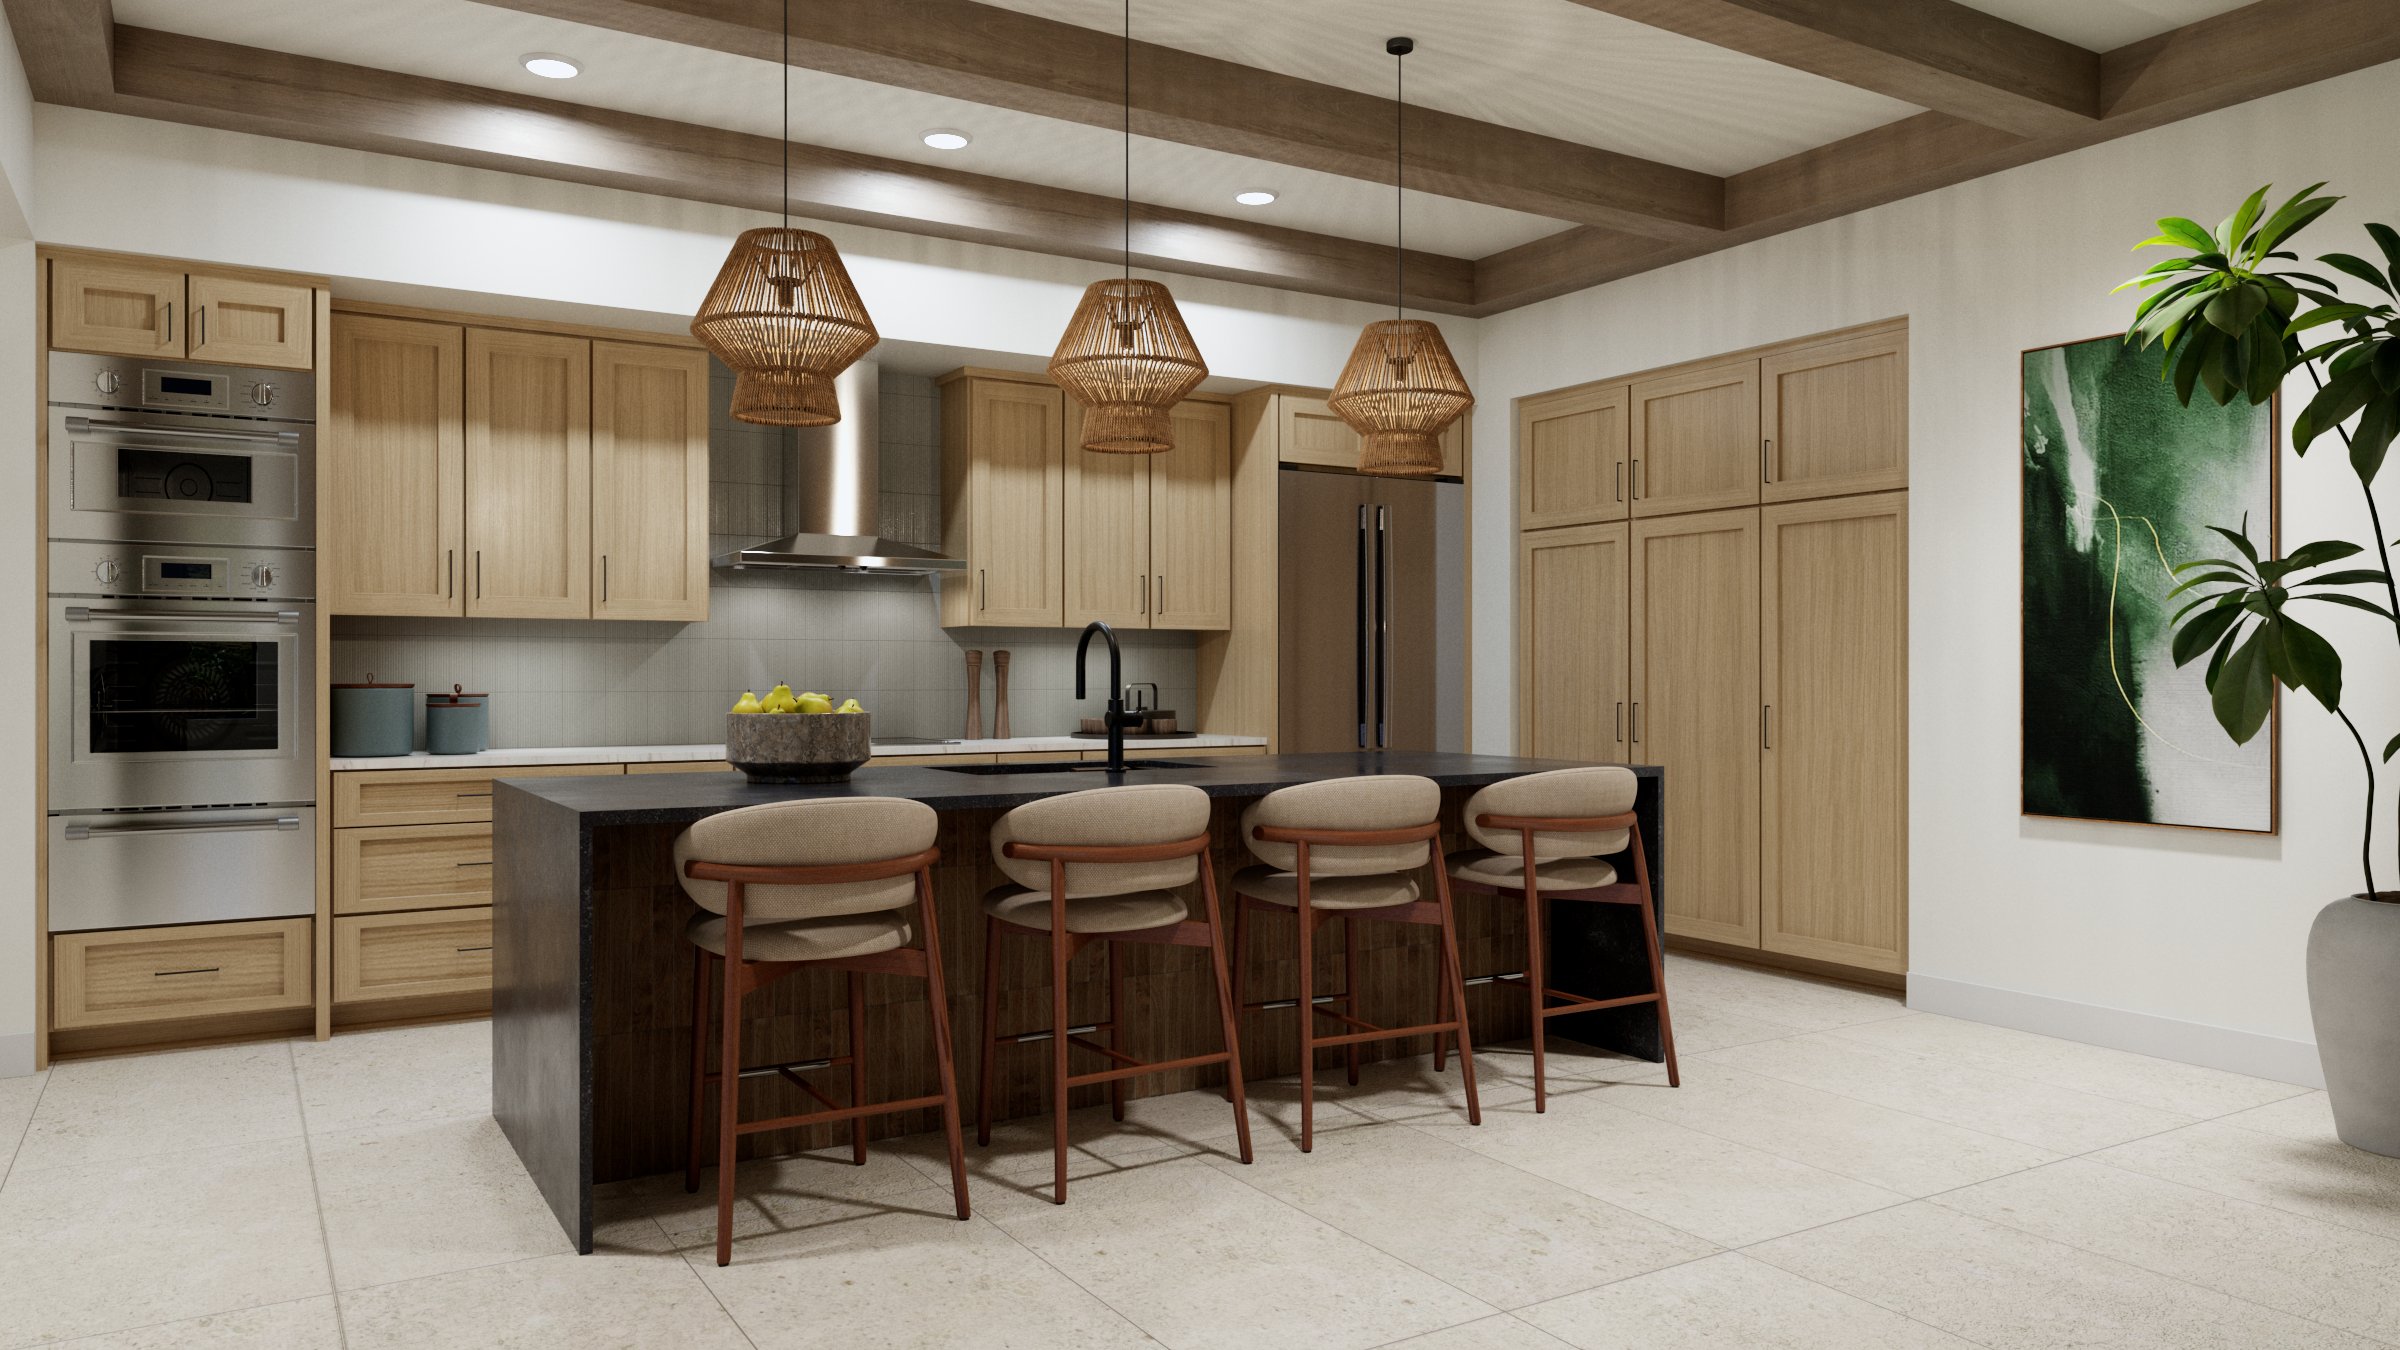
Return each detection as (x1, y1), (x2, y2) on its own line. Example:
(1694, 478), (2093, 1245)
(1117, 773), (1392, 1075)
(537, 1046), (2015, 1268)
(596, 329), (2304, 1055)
(491, 750), (1666, 1251)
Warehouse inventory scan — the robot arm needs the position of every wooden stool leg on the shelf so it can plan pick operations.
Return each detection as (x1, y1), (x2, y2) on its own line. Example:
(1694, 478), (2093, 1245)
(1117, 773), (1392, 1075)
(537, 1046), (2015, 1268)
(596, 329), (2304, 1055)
(1295, 899), (1318, 1152)
(1431, 870), (1481, 1127)
(685, 946), (710, 1194)
(1107, 938), (1127, 1123)
(976, 915), (1002, 1147)
(1342, 915), (1361, 1087)
(1199, 865), (1253, 1165)
(1048, 922), (1073, 1205)
(1434, 953), (1451, 1072)
(916, 869), (971, 1220)
(848, 971), (869, 1165)
(1524, 885), (1548, 1114)
(714, 897), (747, 1267)
(1223, 895), (1250, 1103)
(1636, 893), (1680, 1088)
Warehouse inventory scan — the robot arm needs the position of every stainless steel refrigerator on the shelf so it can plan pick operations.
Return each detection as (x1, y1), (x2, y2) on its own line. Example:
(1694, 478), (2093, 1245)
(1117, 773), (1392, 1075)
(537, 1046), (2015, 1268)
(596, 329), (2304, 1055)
(1278, 468), (1466, 754)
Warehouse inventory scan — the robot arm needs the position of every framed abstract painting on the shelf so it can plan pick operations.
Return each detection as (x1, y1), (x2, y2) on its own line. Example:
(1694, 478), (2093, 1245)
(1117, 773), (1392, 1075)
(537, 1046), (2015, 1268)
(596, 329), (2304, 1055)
(2021, 333), (2279, 832)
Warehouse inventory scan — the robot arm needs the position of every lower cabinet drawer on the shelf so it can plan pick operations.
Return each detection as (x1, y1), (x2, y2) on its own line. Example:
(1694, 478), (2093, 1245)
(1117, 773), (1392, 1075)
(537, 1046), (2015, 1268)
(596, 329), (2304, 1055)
(333, 764), (621, 827)
(333, 908), (494, 1004)
(335, 823), (493, 914)
(52, 918), (313, 1030)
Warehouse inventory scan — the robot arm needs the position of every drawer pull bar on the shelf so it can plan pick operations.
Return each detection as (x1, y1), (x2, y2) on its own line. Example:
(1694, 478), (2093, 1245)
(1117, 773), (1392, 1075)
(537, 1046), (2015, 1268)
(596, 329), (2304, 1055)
(65, 815), (300, 840)
(154, 966), (220, 977)
(456, 792), (494, 799)
(455, 945), (493, 954)
(455, 860), (494, 867)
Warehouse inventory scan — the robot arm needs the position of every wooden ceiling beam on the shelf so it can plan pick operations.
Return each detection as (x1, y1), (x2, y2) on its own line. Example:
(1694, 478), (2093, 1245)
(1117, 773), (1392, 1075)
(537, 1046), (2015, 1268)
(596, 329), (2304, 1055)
(1, 0), (109, 104)
(83, 25), (1478, 313)
(1476, 0), (2400, 314)
(1564, 0), (2100, 137)
(476, 0), (1725, 240)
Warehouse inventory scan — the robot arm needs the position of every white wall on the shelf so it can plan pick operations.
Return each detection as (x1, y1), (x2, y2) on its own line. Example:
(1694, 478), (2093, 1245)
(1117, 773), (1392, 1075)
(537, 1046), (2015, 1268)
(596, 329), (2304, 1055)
(0, 11), (32, 1076)
(1473, 61), (2400, 1084)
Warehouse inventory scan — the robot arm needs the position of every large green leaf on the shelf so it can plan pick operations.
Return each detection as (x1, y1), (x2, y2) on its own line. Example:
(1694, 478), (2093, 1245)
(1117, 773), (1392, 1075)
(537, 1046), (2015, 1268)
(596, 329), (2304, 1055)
(2351, 394), (2396, 483)
(2304, 592), (2399, 620)
(2368, 222), (2400, 286)
(2205, 283), (2271, 334)
(2280, 540), (2367, 571)
(2220, 187), (2271, 256)
(2207, 524), (2264, 566)
(2149, 217), (2219, 253)
(2320, 253), (2400, 298)
(2385, 733), (2399, 764)
(2210, 629), (2276, 744)
(2275, 614), (2345, 709)
(2173, 601), (2247, 666)
(2252, 186), (2338, 257)
(2296, 364), (2378, 452)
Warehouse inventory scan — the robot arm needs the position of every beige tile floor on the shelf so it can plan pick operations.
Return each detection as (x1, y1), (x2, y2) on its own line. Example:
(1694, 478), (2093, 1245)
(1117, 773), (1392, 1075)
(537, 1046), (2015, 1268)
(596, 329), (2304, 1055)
(0, 954), (2376, 1349)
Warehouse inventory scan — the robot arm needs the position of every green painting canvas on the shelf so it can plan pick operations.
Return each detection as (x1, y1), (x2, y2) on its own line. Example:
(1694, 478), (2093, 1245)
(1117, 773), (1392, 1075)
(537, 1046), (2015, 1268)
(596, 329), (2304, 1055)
(2022, 334), (2277, 832)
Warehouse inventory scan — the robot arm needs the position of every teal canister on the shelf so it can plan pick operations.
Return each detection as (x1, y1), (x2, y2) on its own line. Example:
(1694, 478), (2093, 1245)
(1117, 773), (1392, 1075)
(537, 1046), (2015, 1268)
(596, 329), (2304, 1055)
(330, 677), (415, 758)
(425, 685), (490, 756)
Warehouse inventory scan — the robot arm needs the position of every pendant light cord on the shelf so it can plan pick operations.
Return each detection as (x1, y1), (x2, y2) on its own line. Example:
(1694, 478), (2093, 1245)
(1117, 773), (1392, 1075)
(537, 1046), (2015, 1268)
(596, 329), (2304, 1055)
(781, 0), (791, 231)
(1393, 44), (1404, 321)
(1123, 0), (1132, 279)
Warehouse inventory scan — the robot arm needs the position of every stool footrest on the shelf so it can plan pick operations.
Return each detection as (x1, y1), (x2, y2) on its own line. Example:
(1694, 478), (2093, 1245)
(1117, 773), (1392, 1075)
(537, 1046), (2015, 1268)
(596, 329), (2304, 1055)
(734, 1091), (950, 1137)
(1537, 990), (1662, 1016)
(996, 1021), (1106, 1045)
(1066, 1034), (1142, 1067)
(1066, 1048), (1234, 1090)
(1312, 1019), (1463, 1050)
(1246, 993), (1345, 1013)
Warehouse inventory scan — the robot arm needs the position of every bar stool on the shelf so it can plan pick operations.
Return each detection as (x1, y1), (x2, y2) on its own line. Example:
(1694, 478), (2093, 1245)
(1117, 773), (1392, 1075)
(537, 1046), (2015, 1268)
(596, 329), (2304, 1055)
(1230, 775), (1480, 1151)
(1446, 766), (1678, 1112)
(976, 783), (1252, 1205)
(677, 797), (968, 1267)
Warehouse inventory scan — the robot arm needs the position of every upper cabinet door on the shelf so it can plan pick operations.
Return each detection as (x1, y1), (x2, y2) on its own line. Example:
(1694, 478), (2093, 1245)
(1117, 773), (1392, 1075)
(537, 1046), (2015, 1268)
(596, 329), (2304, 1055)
(1274, 393), (1364, 471)
(1629, 360), (1761, 517)
(963, 380), (1065, 627)
(1761, 327), (1908, 503)
(1519, 384), (1629, 529)
(1063, 402), (1153, 629)
(1152, 401), (1232, 630)
(328, 315), (466, 617)
(1761, 492), (1908, 973)
(187, 275), (316, 371)
(591, 342), (710, 622)
(466, 330), (590, 620)
(50, 258), (184, 361)
(1630, 508), (1761, 948)
(1517, 522), (1629, 761)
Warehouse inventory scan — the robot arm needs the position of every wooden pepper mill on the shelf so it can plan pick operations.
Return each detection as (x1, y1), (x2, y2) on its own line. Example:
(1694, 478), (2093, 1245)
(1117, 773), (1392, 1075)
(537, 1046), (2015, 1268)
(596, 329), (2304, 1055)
(963, 649), (983, 740)
(992, 650), (1012, 739)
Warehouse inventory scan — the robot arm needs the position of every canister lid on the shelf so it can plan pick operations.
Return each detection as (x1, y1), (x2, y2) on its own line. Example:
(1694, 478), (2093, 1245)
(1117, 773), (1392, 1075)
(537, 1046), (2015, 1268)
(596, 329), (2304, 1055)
(427, 683), (486, 706)
(332, 673), (414, 689)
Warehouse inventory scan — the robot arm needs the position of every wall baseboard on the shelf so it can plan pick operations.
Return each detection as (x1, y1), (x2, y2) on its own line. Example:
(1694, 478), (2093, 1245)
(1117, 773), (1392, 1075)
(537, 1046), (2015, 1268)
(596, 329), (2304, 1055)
(1907, 974), (2324, 1090)
(0, 1031), (34, 1079)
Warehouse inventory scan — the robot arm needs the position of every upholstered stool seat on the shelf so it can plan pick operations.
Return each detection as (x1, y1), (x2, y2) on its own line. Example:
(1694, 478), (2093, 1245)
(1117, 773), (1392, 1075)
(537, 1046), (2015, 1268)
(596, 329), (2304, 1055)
(1229, 774), (1480, 1151)
(1231, 866), (1421, 911)
(1446, 851), (1618, 893)
(684, 912), (915, 963)
(977, 783), (1253, 1204)
(982, 886), (1189, 933)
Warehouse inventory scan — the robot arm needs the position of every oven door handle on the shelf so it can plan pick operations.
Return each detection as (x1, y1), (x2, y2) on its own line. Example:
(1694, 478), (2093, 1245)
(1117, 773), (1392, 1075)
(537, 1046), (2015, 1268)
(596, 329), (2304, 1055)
(63, 815), (303, 841)
(65, 415), (300, 446)
(65, 606), (303, 625)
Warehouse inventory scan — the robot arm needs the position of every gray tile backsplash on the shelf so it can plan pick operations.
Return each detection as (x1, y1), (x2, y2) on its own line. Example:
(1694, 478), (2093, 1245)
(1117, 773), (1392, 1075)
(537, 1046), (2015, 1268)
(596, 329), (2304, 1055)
(331, 368), (1197, 750)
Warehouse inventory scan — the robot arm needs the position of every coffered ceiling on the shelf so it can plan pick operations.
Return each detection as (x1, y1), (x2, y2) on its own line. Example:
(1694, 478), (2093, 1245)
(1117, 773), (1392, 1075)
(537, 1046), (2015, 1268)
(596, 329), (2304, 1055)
(11, 0), (2396, 315)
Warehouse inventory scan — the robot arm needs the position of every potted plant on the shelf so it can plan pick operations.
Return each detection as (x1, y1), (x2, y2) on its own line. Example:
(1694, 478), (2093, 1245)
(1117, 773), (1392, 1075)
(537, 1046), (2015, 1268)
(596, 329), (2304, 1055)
(2120, 183), (2400, 1152)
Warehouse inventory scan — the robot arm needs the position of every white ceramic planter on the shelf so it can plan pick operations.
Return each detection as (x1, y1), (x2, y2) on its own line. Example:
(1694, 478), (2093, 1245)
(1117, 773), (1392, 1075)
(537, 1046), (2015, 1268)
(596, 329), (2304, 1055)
(2308, 894), (2400, 1157)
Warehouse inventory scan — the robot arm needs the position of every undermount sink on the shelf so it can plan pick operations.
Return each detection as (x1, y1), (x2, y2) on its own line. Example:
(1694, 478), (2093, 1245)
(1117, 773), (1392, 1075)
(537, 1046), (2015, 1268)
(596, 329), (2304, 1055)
(930, 759), (1196, 775)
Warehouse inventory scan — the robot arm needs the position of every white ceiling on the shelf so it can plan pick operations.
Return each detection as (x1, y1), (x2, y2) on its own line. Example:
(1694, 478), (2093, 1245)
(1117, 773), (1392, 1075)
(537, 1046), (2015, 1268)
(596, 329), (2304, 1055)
(1950, 0), (2256, 52)
(980, 0), (1923, 175)
(117, 0), (1571, 258)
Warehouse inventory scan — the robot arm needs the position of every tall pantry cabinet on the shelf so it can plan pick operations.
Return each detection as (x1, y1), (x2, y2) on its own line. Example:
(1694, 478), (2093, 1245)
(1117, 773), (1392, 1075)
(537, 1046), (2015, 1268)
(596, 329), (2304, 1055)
(1515, 320), (1909, 977)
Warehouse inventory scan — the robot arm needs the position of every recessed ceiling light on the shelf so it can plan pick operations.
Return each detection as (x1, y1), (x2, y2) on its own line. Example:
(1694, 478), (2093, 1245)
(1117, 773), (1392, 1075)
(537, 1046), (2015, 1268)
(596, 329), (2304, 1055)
(521, 53), (580, 79)
(1234, 189), (1277, 207)
(921, 129), (972, 150)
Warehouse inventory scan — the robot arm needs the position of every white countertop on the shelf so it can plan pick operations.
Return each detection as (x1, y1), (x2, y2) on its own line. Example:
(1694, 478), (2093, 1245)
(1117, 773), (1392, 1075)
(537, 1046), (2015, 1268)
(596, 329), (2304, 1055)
(328, 734), (1268, 772)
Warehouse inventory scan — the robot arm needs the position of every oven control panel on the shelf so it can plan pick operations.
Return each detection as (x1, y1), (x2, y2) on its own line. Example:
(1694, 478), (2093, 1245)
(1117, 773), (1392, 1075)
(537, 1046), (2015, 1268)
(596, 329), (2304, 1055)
(52, 351), (315, 421)
(48, 540), (315, 602)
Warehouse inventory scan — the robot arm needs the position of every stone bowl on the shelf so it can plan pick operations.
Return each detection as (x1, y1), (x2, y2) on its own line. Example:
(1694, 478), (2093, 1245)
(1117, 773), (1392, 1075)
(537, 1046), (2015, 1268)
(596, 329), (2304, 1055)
(725, 711), (872, 784)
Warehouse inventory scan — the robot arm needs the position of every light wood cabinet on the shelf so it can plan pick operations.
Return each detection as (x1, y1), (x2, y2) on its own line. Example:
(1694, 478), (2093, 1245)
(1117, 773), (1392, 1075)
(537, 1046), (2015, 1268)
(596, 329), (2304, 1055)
(1272, 390), (1468, 479)
(50, 258), (315, 370)
(591, 342), (710, 621)
(1519, 384), (1629, 529)
(466, 329), (591, 619)
(332, 763), (618, 828)
(1761, 326), (1909, 502)
(1631, 509), (1761, 948)
(333, 823), (494, 915)
(1761, 493), (1909, 973)
(1630, 360), (1761, 517)
(1063, 411), (1151, 628)
(333, 908), (494, 1005)
(1064, 399), (1232, 630)
(187, 275), (316, 370)
(1518, 522), (1630, 762)
(52, 918), (313, 1031)
(329, 315), (466, 616)
(941, 376), (1065, 627)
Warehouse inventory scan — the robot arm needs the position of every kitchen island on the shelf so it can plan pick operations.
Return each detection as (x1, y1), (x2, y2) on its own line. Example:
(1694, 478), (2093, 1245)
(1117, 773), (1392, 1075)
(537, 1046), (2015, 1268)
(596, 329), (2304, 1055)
(492, 752), (1665, 1251)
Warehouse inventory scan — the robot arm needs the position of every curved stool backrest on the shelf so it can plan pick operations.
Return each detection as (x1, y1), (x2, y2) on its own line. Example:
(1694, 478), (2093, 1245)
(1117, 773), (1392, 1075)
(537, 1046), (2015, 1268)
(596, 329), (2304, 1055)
(1241, 775), (1441, 875)
(989, 783), (1212, 898)
(1459, 767), (1636, 862)
(674, 796), (939, 923)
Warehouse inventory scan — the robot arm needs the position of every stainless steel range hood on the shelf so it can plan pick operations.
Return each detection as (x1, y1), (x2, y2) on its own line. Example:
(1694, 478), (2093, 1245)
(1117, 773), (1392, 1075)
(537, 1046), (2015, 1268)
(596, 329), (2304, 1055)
(711, 359), (965, 574)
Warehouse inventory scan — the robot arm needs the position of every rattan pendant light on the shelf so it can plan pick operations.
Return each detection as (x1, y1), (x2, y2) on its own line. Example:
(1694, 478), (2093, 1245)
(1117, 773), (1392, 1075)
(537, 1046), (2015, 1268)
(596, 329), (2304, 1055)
(1047, 0), (1208, 453)
(690, 0), (877, 426)
(1329, 37), (1473, 478)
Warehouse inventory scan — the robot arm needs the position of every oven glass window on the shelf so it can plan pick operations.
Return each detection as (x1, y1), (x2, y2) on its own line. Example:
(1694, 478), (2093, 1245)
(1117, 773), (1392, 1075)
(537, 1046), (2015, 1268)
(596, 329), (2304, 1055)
(88, 639), (281, 754)
(117, 447), (255, 504)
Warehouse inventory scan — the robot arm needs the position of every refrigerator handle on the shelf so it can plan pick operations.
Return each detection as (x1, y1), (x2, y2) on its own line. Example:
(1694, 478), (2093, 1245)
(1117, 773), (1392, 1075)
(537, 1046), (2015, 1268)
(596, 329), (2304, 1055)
(1355, 503), (1370, 750)
(1375, 503), (1390, 750)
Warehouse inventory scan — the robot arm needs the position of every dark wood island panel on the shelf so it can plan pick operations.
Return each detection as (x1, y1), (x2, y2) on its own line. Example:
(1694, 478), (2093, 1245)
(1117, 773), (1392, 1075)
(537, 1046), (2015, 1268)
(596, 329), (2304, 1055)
(493, 752), (1665, 1251)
